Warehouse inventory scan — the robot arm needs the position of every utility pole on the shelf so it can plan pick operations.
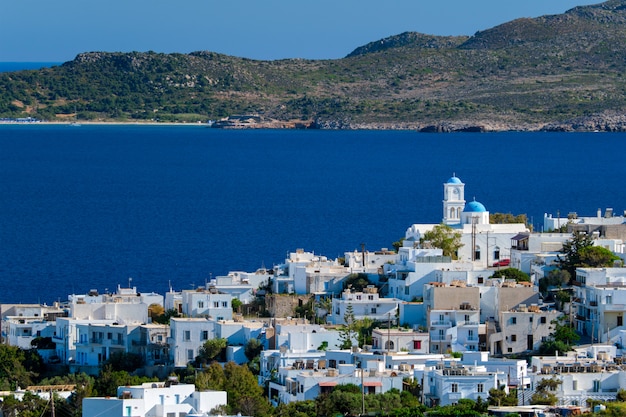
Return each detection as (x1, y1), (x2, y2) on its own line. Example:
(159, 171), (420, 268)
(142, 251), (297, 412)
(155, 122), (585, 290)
(387, 313), (391, 355)
(361, 361), (365, 416)
(50, 389), (55, 417)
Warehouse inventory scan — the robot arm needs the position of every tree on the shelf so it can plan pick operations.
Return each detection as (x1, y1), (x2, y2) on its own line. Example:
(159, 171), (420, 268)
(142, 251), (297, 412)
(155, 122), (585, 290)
(222, 362), (271, 417)
(196, 338), (227, 365)
(488, 387), (518, 407)
(556, 231), (595, 276)
(421, 223), (463, 259)
(530, 377), (561, 405)
(578, 245), (621, 268)
(244, 338), (263, 362)
(274, 400), (317, 417)
(94, 365), (157, 397)
(105, 351), (144, 372)
(339, 304), (357, 349)
(315, 384), (363, 417)
(490, 213), (528, 225)
(539, 316), (579, 354)
(0, 345), (41, 389)
(392, 237), (405, 252)
(195, 362), (226, 391)
(491, 267), (530, 282)
(231, 298), (243, 313)
(343, 273), (372, 292)
(148, 303), (165, 320)
(538, 269), (571, 295)
(152, 308), (181, 325)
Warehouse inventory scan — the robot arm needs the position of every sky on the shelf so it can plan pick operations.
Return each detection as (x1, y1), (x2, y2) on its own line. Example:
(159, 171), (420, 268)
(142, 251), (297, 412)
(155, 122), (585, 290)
(1, 0), (600, 62)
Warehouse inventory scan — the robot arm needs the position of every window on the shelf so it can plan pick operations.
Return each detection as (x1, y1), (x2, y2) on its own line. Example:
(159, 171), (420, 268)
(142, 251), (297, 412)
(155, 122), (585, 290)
(494, 247), (500, 260)
(477, 383), (484, 393)
(198, 301), (204, 309)
(187, 349), (194, 360)
(540, 317), (547, 324)
(511, 335), (517, 342)
(213, 301), (219, 308)
(475, 247), (481, 260)
(529, 316), (533, 323)
(573, 380), (578, 390)
(356, 295), (361, 300)
(405, 287), (410, 295)
(511, 317), (517, 325)
(385, 340), (395, 350)
(107, 332), (112, 340)
(593, 380), (601, 392)
(184, 330), (191, 341)
(413, 340), (422, 350)
(201, 330), (208, 340)
(371, 307), (377, 314)
(222, 301), (228, 308)
(368, 295), (374, 300)
(451, 383), (458, 393)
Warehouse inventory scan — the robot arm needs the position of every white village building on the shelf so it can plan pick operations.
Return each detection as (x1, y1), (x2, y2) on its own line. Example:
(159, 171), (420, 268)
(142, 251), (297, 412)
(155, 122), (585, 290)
(404, 175), (528, 267)
(82, 379), (228, 417)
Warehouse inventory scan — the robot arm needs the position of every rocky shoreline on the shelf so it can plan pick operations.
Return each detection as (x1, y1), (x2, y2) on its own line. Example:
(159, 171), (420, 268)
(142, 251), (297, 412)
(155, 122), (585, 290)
(315, 112), (626, 132)
(6, 113), (626, 133)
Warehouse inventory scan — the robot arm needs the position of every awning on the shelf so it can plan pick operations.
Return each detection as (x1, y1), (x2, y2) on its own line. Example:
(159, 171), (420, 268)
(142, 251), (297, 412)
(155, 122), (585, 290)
(363, 381), (382, 387)
(511, 233), (529, 241)
(319, 381), (338, 387)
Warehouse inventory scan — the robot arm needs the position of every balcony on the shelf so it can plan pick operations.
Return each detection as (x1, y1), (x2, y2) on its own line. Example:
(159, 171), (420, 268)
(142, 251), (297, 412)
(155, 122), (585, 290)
(431, 320), (451, 327)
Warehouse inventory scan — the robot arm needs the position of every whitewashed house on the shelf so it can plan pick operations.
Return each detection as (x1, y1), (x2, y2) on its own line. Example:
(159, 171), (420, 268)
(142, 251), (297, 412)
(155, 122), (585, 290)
(68, 286), (151, 324)
(371, 327), (429, 354)
(326, 287), (400, 325)
(529, 347), (626, 406)
(169, 318), (217, 367)
(53, 317), (123, 366)
(422, 360), (507, 407)
(6, 316), (57, 349)
(270, 359), (407, 406)
(487, 305), (561, 356)
(179, 289), (232, 320)
(82, 379), (227, 417)
(129, 323), (170, 367)
(572, 267), (626, 343)
(73, 322), (140, 373)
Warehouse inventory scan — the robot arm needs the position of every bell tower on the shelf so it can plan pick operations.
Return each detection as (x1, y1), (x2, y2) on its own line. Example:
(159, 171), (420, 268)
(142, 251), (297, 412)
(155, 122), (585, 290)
(443, 174), (465, 225)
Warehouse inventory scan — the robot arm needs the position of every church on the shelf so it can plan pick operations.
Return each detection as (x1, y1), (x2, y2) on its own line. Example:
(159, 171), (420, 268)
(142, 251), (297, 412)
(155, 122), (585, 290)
(404, 174), (528, 266)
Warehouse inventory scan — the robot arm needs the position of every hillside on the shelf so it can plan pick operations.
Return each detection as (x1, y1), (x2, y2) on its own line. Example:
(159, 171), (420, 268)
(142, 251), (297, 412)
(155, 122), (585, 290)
(3, 0), (626, 131)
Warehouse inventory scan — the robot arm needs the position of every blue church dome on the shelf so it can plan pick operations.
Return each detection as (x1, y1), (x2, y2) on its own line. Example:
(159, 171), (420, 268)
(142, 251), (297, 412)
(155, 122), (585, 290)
(446, 176), (462, 184)
(464, 200), (487, 212)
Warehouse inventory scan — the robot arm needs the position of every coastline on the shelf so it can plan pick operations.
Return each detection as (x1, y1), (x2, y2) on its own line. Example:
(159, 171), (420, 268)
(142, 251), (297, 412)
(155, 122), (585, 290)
(3, 112), (626, 132)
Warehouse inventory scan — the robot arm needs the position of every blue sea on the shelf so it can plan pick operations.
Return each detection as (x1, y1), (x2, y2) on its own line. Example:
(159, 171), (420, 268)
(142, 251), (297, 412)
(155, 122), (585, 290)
(1, 125), (625, 304)
(0, 62), (63, 72)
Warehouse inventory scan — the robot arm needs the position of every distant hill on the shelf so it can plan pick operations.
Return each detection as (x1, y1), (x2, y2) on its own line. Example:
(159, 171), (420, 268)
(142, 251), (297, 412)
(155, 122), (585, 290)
(3, 0), (626, 131)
